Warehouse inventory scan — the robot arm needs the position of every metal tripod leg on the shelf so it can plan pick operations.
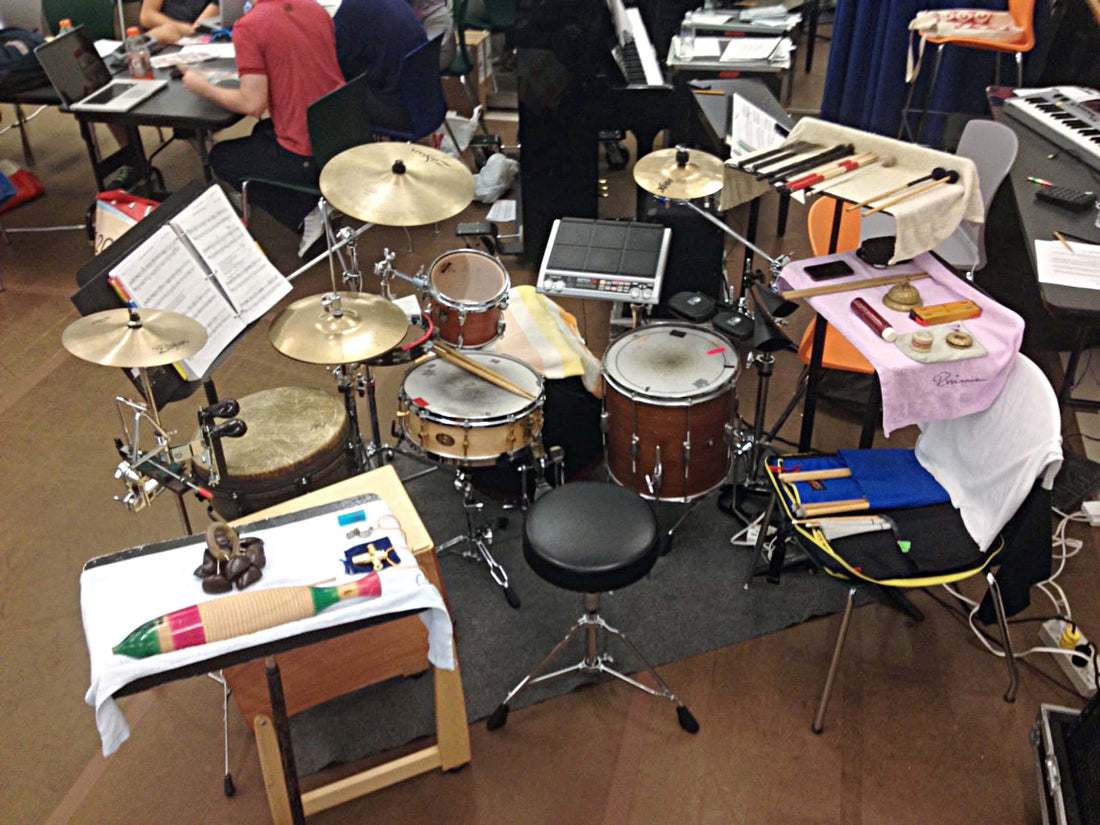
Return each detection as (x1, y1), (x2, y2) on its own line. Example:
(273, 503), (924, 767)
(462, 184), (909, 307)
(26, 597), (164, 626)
(436, 472), (520, 608)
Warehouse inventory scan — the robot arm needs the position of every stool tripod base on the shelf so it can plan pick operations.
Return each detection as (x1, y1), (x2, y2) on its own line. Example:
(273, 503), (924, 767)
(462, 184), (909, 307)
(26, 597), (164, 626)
(486, 593), (698, 733)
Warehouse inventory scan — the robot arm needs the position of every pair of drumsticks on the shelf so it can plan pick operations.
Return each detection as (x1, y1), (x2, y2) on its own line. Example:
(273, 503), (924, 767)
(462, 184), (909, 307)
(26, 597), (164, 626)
(783, 152), (896, 193)
(845, 167), (960, 216)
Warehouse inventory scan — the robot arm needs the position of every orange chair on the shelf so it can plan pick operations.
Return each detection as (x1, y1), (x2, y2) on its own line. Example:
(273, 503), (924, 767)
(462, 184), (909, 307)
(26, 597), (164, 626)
(797, 197), (872, 377)
(901, 0), (1037, 143)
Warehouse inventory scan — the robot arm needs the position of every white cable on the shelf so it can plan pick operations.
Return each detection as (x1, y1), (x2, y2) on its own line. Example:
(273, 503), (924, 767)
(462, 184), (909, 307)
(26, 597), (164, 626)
(729, 511), (765, 546)
(0, 105), (48, 138)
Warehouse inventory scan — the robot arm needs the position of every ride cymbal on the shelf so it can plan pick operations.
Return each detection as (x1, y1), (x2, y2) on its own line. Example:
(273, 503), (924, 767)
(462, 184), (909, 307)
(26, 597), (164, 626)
(62, 307), (208, 368)
(319, 143), (475, 226)
(632, 146), (725, 200)
(269, 292), (410, 364)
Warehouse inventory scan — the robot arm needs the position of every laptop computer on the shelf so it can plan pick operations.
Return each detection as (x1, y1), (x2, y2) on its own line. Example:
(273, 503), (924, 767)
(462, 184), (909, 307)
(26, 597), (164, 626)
(196, 0), (249, 32)
(34, 26), (166, 114)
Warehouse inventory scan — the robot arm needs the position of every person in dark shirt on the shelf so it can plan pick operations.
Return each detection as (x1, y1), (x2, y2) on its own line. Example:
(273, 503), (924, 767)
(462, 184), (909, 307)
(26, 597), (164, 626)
(333, 0), (426, 130)
(140, 0), (219, 44)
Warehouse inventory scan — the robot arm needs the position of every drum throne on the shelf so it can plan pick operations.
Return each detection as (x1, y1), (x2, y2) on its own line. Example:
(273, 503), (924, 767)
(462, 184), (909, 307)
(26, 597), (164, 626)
(485, 481), (699, 734)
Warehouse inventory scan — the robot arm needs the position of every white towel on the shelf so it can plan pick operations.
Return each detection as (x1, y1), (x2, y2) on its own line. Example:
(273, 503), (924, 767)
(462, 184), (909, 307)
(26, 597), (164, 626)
(81, 495), (454, 757)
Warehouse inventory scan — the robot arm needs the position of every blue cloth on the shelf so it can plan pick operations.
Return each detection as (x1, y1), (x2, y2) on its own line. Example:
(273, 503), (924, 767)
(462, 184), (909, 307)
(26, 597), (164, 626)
(782, 450), (950, 510)
(333, 0), (426, 95)
(821, 0), (1051, 144)
(0, 172), (16, 211)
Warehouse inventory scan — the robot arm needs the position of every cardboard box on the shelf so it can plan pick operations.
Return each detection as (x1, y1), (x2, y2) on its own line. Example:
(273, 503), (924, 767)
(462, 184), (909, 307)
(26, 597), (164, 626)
(443, 29), (494, 117)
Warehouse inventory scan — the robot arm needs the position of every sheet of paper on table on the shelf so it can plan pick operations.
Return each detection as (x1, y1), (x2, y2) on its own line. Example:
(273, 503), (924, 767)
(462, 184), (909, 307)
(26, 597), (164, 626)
(720, 36), (784, 63)
(692, 37), (724, 59)
(1035, 238), (1100, 290)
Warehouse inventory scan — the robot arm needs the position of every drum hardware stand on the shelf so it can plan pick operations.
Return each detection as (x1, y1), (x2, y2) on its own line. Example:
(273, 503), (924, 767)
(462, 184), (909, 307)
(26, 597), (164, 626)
(664, 197), (793, 339)
(285, 206), (374, 286)
(331, 362), (377, 472)
(374, 248), (427, 302)
(435, 470), (522, 609)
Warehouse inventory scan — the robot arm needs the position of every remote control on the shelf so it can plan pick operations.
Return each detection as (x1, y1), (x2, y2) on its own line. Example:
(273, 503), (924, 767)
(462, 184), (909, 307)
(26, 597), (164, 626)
(1036, 186), (1095, 212)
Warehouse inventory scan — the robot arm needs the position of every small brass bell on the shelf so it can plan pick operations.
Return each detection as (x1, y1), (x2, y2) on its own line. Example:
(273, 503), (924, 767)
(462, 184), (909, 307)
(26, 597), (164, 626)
(882, 278), (922, 312)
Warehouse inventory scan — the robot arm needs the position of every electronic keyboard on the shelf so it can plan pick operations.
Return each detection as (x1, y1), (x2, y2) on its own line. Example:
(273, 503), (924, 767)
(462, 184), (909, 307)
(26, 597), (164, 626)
(1004, 86), (1100, 174)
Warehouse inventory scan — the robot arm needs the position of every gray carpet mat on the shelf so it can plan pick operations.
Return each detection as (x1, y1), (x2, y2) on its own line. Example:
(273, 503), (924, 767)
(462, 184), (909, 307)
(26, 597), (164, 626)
(288, 458), (851, 775)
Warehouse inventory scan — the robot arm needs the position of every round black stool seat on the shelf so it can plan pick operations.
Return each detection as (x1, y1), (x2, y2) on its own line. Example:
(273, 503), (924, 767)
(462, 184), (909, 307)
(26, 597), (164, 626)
(523, 481), (659, 593)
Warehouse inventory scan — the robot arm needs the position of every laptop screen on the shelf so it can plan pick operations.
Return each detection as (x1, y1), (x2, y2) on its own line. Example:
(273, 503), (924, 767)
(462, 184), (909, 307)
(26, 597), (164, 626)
(34, 26), (113, 106)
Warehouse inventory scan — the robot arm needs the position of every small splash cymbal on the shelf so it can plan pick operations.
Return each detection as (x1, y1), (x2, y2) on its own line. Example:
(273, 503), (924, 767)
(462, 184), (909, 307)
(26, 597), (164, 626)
(319, 143), (475, 226)
(62, 307), (208, 368)
(269, 292), (410, 364)
(633, 146), (725, 200)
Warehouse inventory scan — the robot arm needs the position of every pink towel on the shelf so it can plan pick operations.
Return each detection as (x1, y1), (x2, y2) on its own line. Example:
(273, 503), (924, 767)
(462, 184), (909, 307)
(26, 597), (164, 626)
(778, 252), (1024, 435)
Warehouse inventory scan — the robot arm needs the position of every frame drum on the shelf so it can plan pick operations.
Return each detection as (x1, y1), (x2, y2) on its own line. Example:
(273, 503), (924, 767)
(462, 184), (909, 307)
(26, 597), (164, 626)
(193, 386), (353, 518)
(397, 352), (545, 466)
(425, 249), (510, 349)
(602, 323), (739, 501)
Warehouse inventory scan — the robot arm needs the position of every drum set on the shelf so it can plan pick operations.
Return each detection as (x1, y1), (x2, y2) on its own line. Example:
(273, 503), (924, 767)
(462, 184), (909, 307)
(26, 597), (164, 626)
(63, 139), (797, 607)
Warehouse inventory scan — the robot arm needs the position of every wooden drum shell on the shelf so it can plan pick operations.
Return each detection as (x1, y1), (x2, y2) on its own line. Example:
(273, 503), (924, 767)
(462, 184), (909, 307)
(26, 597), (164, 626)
(604, 384), (736, 501)
(601, 323), (739, 501)
(193, 387), (353, 519)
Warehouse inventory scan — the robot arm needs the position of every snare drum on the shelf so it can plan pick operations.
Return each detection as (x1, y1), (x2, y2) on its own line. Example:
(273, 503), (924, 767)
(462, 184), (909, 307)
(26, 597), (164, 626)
(602, 323), (739, 501)
(193, 386), (353, 518)
(397, 352), (544, 466)
(425, 249), (510, 348)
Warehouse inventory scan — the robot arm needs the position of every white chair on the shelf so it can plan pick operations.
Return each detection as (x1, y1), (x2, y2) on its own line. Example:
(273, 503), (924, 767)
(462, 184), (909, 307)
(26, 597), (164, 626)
(861, 119), (1018, 279)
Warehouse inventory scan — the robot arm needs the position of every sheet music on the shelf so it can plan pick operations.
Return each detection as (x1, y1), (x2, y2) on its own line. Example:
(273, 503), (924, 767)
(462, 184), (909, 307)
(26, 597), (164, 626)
(169, 186), (291, 320)
(109, 225), (243, 379)
(108, 186), (291, 380)
(1035, 239), (1100, 290)
(728, 93), (786, 157)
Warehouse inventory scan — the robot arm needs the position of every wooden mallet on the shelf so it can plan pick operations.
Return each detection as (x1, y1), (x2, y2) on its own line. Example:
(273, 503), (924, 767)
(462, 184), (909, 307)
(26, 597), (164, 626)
(844, 167), (949, 212)
(861, 169), (960, 217)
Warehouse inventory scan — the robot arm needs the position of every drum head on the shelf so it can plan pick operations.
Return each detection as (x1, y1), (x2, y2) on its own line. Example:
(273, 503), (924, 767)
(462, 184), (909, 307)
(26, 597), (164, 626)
(402, 353), (542, 421)
(194, 387), (347, 478)
(430, 250), (509, 305)
(603, 324), (738, 399)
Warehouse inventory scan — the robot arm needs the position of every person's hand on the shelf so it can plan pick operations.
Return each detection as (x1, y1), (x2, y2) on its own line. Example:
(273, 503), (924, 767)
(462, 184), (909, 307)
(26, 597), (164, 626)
(181, 66), (210, 96)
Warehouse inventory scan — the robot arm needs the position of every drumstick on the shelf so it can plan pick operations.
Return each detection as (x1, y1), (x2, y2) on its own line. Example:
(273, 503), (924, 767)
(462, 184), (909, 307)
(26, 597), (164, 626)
(796, 498), (870, 517)
(808, 154), (897, 194)
(779, 272), (929, 300)
(433, 342), (535, 400)
(786, 152), (875, 184)
(844, 167), (949, 212)
(778, 467), (852, 482)
(860, 170), (959, 217)
(785, 153), (878, 192)
(760, 144), (855, 182)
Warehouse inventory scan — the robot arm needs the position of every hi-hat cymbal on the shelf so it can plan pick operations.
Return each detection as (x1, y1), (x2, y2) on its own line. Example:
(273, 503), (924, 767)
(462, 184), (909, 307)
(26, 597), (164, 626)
(269, 291), (410, 364)
(62, 307), (208, 368)
(319, 143), (475, 226)
(633, 147), (725, 200)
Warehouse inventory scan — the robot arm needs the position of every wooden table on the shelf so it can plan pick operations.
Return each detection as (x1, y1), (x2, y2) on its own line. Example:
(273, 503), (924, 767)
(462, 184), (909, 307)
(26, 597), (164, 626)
(225, 466), (471, 824)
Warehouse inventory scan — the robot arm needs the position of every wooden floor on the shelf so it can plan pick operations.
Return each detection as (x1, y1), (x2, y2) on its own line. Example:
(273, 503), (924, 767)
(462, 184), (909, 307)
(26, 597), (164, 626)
(1, 28), (1097, 825)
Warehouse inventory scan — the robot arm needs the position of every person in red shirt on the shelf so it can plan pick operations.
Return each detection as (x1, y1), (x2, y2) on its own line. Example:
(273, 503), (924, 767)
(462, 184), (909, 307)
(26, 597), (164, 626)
(182, 0), (344, 235)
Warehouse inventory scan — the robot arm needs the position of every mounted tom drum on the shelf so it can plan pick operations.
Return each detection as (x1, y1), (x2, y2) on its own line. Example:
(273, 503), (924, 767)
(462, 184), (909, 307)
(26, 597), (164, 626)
(424, 249), (510, 348)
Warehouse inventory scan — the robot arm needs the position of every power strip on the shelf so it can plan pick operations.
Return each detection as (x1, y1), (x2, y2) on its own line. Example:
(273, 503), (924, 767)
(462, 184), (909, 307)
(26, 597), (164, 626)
(1038, 619), (1098, 698)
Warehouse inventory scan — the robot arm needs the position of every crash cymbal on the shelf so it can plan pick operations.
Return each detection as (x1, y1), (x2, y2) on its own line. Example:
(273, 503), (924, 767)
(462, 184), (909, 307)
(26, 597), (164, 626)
(62, 307), (208, 368)
(632, 146), (725, 200)
(269, 291), (410, 365)
(319, 143), (475, 226)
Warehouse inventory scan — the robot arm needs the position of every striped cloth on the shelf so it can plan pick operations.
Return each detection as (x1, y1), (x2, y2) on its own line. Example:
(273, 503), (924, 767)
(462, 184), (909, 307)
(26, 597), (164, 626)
(487, 286), (603, 397)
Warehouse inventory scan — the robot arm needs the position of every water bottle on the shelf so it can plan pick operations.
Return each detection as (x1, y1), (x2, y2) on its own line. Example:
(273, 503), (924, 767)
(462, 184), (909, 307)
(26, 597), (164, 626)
(678, 12), (695, 61)
(124, 26), (154, 80)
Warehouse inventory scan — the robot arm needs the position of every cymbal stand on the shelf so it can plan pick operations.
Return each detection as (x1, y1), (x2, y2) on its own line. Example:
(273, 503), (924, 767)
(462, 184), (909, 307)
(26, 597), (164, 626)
(331, 363), (375, 472)
(285, 207), (373, 286)
(435, 470), (522, 609)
